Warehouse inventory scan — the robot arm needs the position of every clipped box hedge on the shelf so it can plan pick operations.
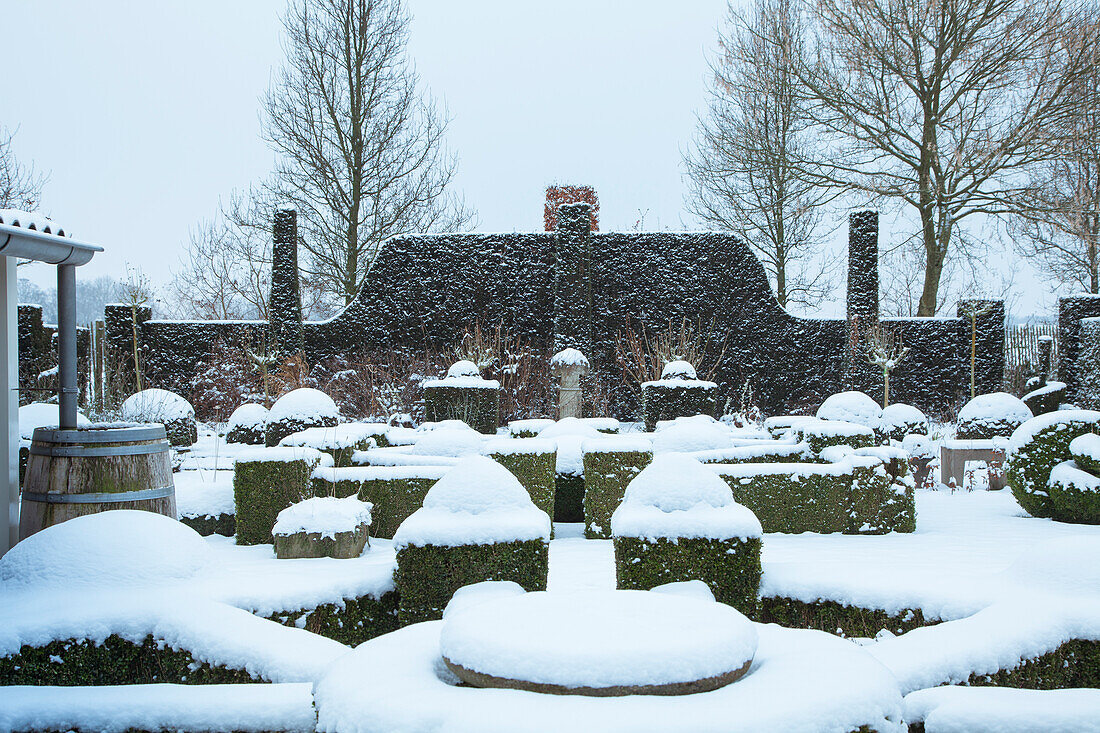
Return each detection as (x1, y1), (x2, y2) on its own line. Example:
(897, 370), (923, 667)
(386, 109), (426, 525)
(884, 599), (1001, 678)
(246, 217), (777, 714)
(233, 448), (328, 545)
(795, 419), (876, 453)
(710, 458), (915, 534)
(689, 442), (815, 465)
(553, 472), (586, 523)
(613, 536), (762, 615)
(0, 635), (259, 686)
(310, 465), (449, 539)
(423, 385), (500, 434)
(757, 596), (934, 638)
(179, 513), (235, 538)
(484, 439), (557, 518)
(582, 441), (652, 539)
(1006, 411), (1100, 518)
(1046, 461), (1100, 525)
(640, 381), (718, 432)
(266, 590), (399, 647)
(394, 539), (548, 625)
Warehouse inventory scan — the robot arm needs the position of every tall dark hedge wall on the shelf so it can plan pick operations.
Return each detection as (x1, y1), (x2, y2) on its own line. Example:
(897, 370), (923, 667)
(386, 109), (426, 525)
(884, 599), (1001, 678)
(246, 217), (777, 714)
(17, 304), (90, 407)
(1059, 295), (1100, 403)
(105, 212), (1005, 416)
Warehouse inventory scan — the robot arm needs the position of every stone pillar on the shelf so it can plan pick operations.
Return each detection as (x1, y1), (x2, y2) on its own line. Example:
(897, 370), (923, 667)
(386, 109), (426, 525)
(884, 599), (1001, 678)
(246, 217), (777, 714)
(551, 348), (590, 419)
(552, 203), (594, 356)
(269, 208), (303, 355)
(847, 211), (879, 325)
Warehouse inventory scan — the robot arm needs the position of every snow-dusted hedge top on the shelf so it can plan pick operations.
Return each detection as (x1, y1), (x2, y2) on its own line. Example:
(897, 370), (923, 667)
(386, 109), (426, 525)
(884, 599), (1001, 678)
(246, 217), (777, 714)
(879, 403), (928, 435)
(121, 388), (195, 422)
(815, 391), (882, 428)
(279, 424), (386, 451)
(227, 403), (268, 431)
(392, 456), (551, 549)
(652, 416), (731, 454)
(411, 423), (485, 457)
(422, 360), (501, 389)
(235, 446), (333, 466)
(611, 454), (762, 541)
(273, 496), (373, 539)
(959, 392), (1032, 427)
(267, 388), (339, 423)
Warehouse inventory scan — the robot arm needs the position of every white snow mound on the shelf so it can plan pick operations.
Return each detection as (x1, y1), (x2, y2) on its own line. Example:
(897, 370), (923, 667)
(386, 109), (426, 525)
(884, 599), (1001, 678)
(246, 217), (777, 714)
(267, 388), (338, 423)
(411, 425), (484, 457)
(121, 389), (194, 422)
(653, 416), (730, 453)
(19, 402), (90, 440)
(959, 392), (1032, 424)
(0, 511), (212, 589)
(273, 496), (373, 539)
(816, 391), (883, 428)
(227, 403), (268, 430)
(661, 360), (698, 380)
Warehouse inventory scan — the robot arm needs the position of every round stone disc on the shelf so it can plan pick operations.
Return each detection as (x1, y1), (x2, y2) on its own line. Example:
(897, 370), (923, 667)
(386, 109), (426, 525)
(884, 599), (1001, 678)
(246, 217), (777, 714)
(440, 589), (757, 696)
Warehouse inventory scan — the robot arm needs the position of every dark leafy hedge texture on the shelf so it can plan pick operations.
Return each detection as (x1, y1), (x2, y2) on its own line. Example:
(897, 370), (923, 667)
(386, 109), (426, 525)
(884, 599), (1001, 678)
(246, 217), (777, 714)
(640, 383), (718, 432)
(265, 414), (338, 447)
(311, 473), (437, 540)
(613, 536), (762, 616)
(582, 449), (652, 539)
(266, 591), (399, 647)
(422, 385), (500, 434)
(394, 540), (549, 625)
(1046, 468), (1100, 525)
(553, 473), (586, 523)
(179, 512), (235, 537)
(0, 635), (260, 686)
(1006, 415), (1100, 518)
(488, 449), (556, 518)
(757, 597), (935, 638)
(233, 455), (318, 545)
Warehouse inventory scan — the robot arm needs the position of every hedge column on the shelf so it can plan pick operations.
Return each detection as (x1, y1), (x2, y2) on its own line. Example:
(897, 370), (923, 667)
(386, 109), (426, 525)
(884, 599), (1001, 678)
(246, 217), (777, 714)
(552, 202), (594, 355)
(269, 209), (303, 355)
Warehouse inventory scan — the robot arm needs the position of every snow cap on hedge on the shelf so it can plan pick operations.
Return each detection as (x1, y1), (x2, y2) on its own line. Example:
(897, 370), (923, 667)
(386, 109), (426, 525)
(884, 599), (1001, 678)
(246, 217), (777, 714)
(816, 391), (882, 428)
(0, 510), (212, 589)
(661, 360), (698, 380)
(880, 403), (928, 433)
(653, 415), (730, 454)
(446, 360), (481, 379)
(412, 422), (484, 457)
(423, 456), (534, 513)
(227, 403), (268, 431)
(621, 453), (733, 512)
(121, 388), (195, 422)
(1008, 409), (1100, 452)
(268, 388), (339, 423)
(959, 392), (1032, 426)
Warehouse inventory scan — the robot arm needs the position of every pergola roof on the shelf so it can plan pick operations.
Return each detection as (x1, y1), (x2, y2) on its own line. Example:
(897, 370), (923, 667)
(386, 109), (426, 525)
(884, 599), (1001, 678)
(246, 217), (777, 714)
(0, 210), (101, 266)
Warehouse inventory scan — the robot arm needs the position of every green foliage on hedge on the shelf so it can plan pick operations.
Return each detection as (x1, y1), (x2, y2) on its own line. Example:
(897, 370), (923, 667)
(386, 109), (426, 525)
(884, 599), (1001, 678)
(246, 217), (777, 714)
(163, 416), (199, 448)
(796, 424), (875, 453)
(266, 590), (399, 647)
(265, 415), (337, 447)
(233, 455), (319, 545)
(226, 423), (265, 445)
(1047, 470), (1100, 525)
(394, 539), (548, 625)
(757, 596), (934, 637)
(966, 639), (1100, 689)
(488, 449), (556, 518)
(310, 474), (437, 539)
(690, 443), (815, 465)
(613, 536), (762, 615)
(553, 473), (586, 523)
(179, 512), (235, 537)
(713, 462), (915, 534)
(1071, 436), (1100, 474)
(423, 385), (499, 434)
(1007, 415), (1100, 518)
(640, 383), (718, 432)
(583, 449), (652, 539)
(0, 634), (260, 685)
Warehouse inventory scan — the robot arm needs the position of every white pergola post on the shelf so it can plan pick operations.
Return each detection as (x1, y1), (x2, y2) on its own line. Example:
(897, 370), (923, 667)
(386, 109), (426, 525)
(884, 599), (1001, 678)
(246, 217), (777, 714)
(1, 257), (18, 556)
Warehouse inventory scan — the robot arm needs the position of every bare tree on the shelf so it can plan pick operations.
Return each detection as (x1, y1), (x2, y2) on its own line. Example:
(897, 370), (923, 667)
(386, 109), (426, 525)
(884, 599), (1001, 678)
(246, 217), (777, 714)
(685, 0), (835, 310)
(1010, 9), (1100, 295)
(170, 190), (333, 320)
(794, 0), (1094, 315)
(263, 0), (473, 306)
(865, 322), (909, 406)
(0, 126), (45, 211)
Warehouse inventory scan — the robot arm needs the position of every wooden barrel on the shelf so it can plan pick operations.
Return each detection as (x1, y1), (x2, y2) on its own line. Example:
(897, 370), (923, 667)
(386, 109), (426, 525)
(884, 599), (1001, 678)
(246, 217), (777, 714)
(18, 424), (176, 541)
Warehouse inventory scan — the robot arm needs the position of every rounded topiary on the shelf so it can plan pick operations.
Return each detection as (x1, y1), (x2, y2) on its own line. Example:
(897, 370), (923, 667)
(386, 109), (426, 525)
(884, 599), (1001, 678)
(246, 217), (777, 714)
(1005, 410), (1100, 518)
(1047, 461), (1100, 524)
(1069, 433), (1100, 475)
(422, 361), (501, 435)
(264, 388), (339, 447)
(815, 391), (882, 431)
(879, 403), (928, 442)
(640, 361), (719, 432)
(226, 403), (268, 445)
(120, 388), (198, 447)
(956, 392), (1032, 440)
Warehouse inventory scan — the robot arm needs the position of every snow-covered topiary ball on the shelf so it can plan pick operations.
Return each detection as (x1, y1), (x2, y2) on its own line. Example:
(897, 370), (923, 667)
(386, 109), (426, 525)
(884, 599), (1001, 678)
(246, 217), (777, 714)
(956, 392), (1032, 440)
(446, 360), (481, 379)
(226, 403), (268, 444)
(121, 388), (197, 447)
(879, 403), (928, 442)
(816, 391), (883, 430)
(661, 360), (698, 380)
(652, 415), (731, 454)
(0, 510), (212, 589)
(265, 388), (339, 446)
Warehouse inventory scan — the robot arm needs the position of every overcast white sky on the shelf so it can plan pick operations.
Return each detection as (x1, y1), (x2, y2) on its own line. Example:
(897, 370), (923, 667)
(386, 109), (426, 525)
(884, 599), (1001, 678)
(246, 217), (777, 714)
(2, 1), (1055, 317)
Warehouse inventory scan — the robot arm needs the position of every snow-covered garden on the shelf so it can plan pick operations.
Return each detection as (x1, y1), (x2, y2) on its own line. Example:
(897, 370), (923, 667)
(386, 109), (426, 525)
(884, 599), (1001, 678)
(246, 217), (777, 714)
(3, 378), (1100, 732)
